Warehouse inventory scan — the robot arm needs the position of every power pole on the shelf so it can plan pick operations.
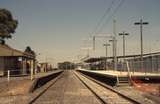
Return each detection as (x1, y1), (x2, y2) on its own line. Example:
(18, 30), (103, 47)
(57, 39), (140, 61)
(109, 39), (117, 70)
(109, 39), (114, 60)
(119, 31), (129, 59)
(134, 19), (149, 73)
(113, 19), (117, 71)
(93, 36), (95, 50)
(103, 43), (110, 70)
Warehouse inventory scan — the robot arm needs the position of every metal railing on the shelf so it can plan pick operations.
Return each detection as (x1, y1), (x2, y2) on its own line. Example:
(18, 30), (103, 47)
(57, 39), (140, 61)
(111, 60), (160, 74)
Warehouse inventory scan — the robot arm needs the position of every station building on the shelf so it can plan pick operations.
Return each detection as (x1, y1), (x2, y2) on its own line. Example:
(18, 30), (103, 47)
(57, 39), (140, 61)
(0, 44), (36, 76)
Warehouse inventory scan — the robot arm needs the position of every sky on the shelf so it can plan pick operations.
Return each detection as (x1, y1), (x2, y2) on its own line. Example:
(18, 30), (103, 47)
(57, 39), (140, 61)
(0, 0), (160, 65)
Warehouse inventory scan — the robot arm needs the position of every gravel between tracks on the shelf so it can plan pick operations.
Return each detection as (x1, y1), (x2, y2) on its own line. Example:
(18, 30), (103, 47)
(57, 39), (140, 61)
(33, 70), (101, 104)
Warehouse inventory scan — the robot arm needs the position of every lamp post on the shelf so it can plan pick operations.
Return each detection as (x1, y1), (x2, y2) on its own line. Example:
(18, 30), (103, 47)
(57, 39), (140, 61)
(103, 43), (110, 70)
(119, 31), (129, 59)
(113, 19), (117, 71)
(134, 19), (149, 73)
(109, 39), (117, 71)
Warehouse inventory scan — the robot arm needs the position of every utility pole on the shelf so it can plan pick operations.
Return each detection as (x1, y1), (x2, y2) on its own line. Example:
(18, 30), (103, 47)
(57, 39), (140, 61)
(87, 48), (90, 57)
(134, 19), (149, 73)
(93, 36), (95, 50)
(119, 31), (129, 59)
(109, 39), (117, 70)
(109, 39), (114, 59)
(103, 43), (110, 70)
(113, 19), (117, 71)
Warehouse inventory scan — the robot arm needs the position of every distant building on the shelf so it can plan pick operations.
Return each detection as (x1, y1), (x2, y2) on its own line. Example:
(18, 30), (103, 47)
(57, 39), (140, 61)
(0, 44), (36, 76)
(58, 61), (75, 70)
(39, 62), (48, 72)
(39, 62), (53, 72)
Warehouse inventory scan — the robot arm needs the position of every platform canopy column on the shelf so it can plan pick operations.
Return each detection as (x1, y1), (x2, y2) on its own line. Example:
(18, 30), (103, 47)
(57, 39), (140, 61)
(30, 59), (34, 80)
(22, 57), (27, 75)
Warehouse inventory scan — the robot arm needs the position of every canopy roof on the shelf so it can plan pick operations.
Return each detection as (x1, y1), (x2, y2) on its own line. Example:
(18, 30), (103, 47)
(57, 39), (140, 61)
(84, 52), (160, 63)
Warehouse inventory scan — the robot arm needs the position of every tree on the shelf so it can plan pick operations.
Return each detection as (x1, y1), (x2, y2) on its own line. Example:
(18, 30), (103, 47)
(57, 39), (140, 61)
(0, 8), (18, 44)
(25, 46), (35, 56)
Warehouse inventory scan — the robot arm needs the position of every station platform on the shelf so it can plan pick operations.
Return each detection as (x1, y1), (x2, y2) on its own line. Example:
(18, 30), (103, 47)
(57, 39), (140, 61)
(78, 68), (160, 78)
(0, 70), (63, 96)
(77, 69), (160, 86)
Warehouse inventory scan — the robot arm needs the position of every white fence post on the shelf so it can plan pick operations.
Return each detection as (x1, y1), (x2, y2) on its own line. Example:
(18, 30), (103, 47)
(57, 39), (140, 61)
(7, 70), (10, 82)
(126, 61), (131, 80)
(31, 60), (34, 80)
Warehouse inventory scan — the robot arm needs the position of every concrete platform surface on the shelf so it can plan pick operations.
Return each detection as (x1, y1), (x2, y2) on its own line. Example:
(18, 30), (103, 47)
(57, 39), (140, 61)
(78, 68), (160, 77)
(0, 70), (63, 104)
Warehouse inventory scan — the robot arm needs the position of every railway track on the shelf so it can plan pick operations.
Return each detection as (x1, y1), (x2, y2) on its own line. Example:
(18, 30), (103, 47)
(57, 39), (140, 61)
(28, 71), (64, 104)
(74, 71), (107, 104)
(74, 71), (141, 104)
(29, 70), (145, 104)
(30, 71), (102, 104)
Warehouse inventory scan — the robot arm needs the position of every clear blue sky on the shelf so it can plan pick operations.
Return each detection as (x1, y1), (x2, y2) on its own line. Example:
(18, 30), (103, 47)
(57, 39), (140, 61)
(0, 0), (160, 64)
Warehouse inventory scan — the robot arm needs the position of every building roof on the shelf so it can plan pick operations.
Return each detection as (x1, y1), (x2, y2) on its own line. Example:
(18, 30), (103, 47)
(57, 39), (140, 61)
(84, 52), (160, 63)
(0, 44), (35, 59)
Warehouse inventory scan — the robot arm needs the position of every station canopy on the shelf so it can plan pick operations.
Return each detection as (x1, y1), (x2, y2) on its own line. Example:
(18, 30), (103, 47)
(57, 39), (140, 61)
(84, 52), (160, 63)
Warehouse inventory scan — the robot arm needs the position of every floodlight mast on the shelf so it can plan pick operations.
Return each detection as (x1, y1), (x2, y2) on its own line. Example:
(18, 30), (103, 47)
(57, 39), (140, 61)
(119, 31), (129, 59)
(134, 19), (149, 73)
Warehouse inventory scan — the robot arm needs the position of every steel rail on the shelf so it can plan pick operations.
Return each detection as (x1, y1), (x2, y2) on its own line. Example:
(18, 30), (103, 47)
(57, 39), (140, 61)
(74, 71), (107, 104)
(28, 72), (64, 104)
(76, 71), (141, 104)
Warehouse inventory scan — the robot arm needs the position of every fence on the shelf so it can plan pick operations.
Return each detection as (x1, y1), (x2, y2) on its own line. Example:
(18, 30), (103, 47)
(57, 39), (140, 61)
(3, 69), (30, 76)
(83, 54), (160, 74)
(114, 59), (160, 74)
